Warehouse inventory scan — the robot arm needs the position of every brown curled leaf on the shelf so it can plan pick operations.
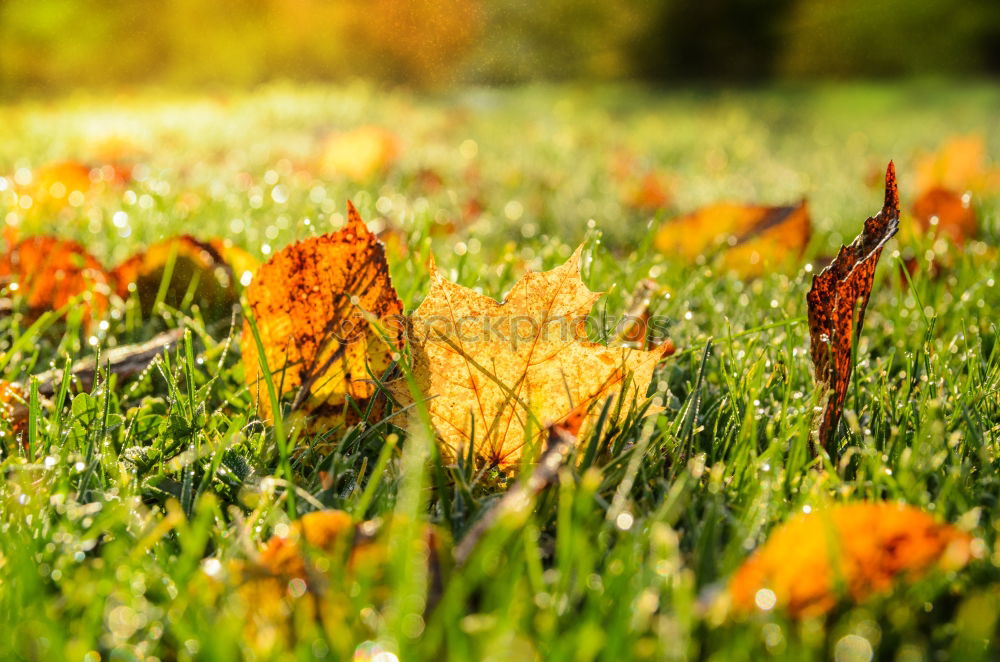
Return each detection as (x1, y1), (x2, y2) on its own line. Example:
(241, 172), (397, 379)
(241, 202), (404, 439)
(807, 162), (899, 450)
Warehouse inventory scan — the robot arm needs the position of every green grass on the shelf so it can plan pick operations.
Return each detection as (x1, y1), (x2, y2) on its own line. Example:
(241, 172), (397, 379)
(2, 81), (1000, 661)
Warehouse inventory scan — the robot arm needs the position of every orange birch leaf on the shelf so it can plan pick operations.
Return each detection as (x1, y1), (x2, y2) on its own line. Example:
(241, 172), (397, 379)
(807, 162), (899, 450)
(240, 203), (403, 437)
(388, 246), (667, 470)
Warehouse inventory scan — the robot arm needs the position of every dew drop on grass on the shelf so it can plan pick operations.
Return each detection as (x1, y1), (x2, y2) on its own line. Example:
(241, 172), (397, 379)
(754, 588), (776, 611)
(615, 512), (634, 530)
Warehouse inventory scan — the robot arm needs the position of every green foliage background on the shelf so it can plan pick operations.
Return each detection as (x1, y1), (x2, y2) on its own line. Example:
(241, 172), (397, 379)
(2, 0), (999, 95)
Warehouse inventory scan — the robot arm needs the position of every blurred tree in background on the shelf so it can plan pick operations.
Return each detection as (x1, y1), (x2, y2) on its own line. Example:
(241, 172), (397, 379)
(779, 0), (1000, 76)
(0, 0), (997, 96)
(462, 0), (640, 82)
(631, 0), (793, 80)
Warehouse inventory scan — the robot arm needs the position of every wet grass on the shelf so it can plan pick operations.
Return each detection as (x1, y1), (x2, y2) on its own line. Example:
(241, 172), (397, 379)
(1, 81), (1000, 660)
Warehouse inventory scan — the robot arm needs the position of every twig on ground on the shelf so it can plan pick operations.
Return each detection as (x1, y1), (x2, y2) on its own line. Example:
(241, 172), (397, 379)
(29, 328), (185, 396)
(454, 421), (579, 566)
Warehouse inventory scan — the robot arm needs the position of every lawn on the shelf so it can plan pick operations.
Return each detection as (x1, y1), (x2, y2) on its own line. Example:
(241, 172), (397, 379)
(1, 81), (1000, 661)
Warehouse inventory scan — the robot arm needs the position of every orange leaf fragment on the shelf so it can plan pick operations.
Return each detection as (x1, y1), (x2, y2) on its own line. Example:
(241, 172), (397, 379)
(318, 126), (399, 181)
(19, 160), (129, 214)
(0, 236), (111, 324)
(241, 203), (403, 437)
(807, 162), (899, 449)
(388, 246), (667, 470)
(911, 187), (977, 245)
(0, 380), (28, 434)
(112, 235), (256, 318)
(729, 502), (973, 619)
(915, 135), (990, 194)
(28, 160), (93, 202)
(654, 200), (811, 278)
(257, 510), (357, 578)
(626, 172), (673, 211)
(237, 509), (448, 653)
(207, 237), (259, 285)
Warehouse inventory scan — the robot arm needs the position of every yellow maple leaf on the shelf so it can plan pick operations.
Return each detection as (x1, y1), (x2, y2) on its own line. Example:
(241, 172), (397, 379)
(728, 502), (974, 619)
(241, 203), (403, 436)
(388, 246), (667, 469)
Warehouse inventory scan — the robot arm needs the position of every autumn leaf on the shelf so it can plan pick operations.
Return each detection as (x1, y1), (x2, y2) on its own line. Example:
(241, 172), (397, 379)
(256, 510), (358, 578)
(236, 510), (448, 654)
(112, 235), (256, 318)
(613, 278), (677, 355)
(0, 380), (28, 435)
(387, 246), (667, 470)
(915, 135), (997, 194)
(0, 236), (112, 324)
(26, 160), (93, 203)
(627, 172), (673, 211)
(207, 237), (259, 286)
(609, 151), (673, 212)
(807, 162), (899, 449)
(911, 187), (977, 245)
(16, 160), (129, 216)
(728, 502), (973, 619)
(241, 202), (403, 437)
(654, 200), (811, 279)
(317, 126), (399, 181)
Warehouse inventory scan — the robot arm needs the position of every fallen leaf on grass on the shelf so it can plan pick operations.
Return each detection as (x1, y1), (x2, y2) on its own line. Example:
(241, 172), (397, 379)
(655, 200), (811, 278)
(241, 203), (403, 436)
(112, 235), (256, 318)
(911, 187), (977, 245)
(235, 510), (448, 654)
(625, 172), (673, 211)
(16, 160), (130, 215)
(388, 246), (667, 470)
(26, 160), (93, 203)
(807, 162), (899, 449)
(915, 135), (996, 194)
(728, 502), (973, 619)
(0, 236), (112, 324)
(0, 380), (28, 435)
(612, 278), (676, 355)
(318, 126), (399, 181)
(610, 151), (673, 211)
